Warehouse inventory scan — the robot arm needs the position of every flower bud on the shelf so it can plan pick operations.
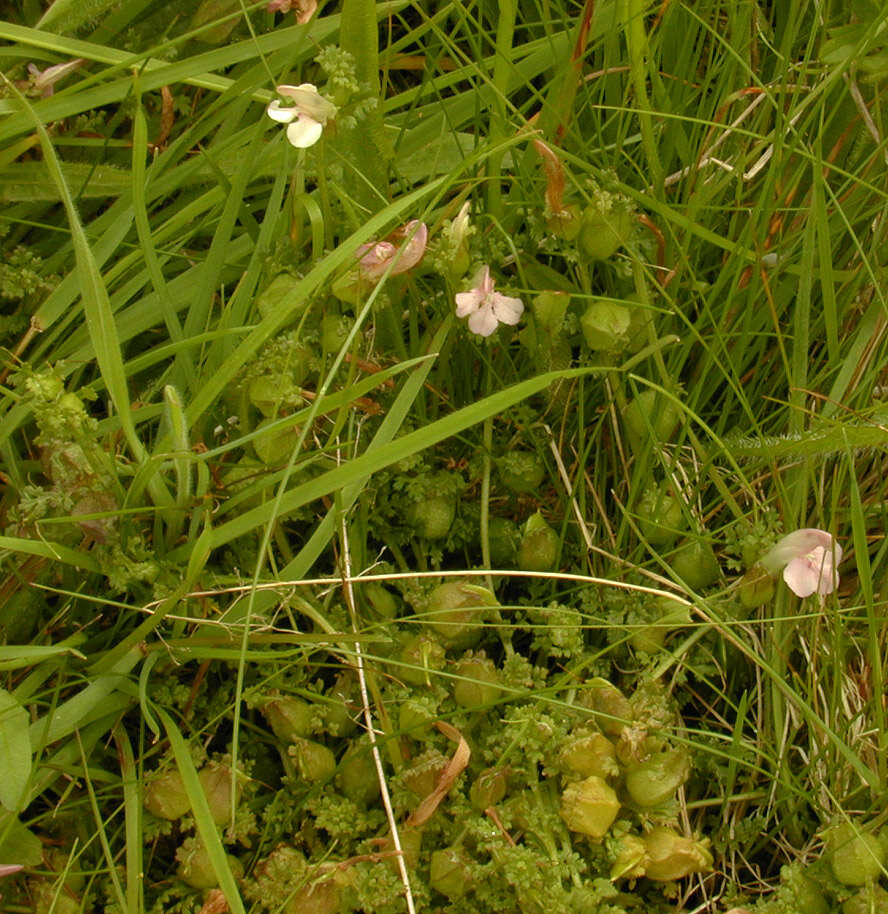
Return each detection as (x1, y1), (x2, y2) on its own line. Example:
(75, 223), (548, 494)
(144, 768), (190, 820)
(581, 300), (632, 352)
(261, 695), (315, 742)
(426, 582), (499, 650)
(642, 826), (713, 881)
(827, 822), (886, 886)
(629, 596), (690, 653)
(624, 747), (690, 807)
(452, 655), (501, 708)
(398, 633), (446, 685)
(398, 698), (435, 737)
(497, 452), (545, 495)
(577, 205), (633, 261)
(518, 511), (559, 572)
(430, 847), (474, 899)
(289, 738), (336, 784)
(581, 678), (633, 737)
(198, 761), (242, 825)
(670, 539), (720, 590)
(557, 731), (618, 780)
(470, 767), (509, 810)
(559, 776), (621, 838)
(256, 272), (310, 321)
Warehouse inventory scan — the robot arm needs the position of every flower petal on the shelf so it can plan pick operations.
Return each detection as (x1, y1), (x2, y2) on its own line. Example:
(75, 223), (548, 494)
(468, 305), (498, 337)
(760, 528), (837, 574)
(276, 83), (336, 124)
(783, 557), (822, 598)
(266, 99), (297, 123)
(286, 115), (323, 148)
(491, 292), (524, 326)
(388, 220), (428, 275)
(455, 289), (485, 317)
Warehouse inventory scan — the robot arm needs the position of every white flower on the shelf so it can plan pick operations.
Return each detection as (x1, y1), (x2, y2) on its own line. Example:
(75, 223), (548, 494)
(266, 83), (336, 148)
(761, 528), (842, 598)
(455, 265), (524, 337)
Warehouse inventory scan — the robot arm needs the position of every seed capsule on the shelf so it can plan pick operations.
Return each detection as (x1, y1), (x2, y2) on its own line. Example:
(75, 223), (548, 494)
(827, 822), (886, 886)
(430, 847), (474, 899)
(426, 582), (498, 650)
(642, 826), (713, 881)
(624, 748), (690, 807)
(144, 768), (190, 820)
(559, 775), (621, 838)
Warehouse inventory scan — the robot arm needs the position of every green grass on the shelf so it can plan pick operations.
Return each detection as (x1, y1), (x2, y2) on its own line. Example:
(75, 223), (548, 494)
(1, 1), (888, 912)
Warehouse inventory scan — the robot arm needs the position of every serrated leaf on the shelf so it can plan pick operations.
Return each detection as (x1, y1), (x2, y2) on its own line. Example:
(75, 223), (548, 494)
(0, 691), (31, 813)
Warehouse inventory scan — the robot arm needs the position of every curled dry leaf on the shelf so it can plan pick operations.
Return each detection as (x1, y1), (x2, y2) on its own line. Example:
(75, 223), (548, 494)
(406, 721), (470, 827)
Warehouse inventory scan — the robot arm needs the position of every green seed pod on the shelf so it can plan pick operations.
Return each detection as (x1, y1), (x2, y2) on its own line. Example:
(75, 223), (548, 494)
(827, 822), (886, 886)
(581, 300), (632, 352)
(430, 847), (474, 899)
(487, 516), (520, 566)
(287, 866), (345, 914)
(497, 452), (546, 494)
(72, 491), (118, 544)
(531, 290), (571, 332)
(624, 748), (690, 807)
(629, 596), (690, 653)
(739, 564), (775, 609)
(402, 750), (448, 798)
(637, 483), (685, 547)
(398, 633), (447, 685)
(670, 539), (720, 590)
(577, 205), (633, 261)
(379, 827), (423, 873)
(321, 312), (352, 354)
(323, 672), (359, 737)
(518, 511), (559, 572)
(248, 376), (296, 417)
(843, 884), (888, 914)
(407, 495), (456, 540)
(560, 775), (621, 838)
(470, 767), (509, 810)
(198, 761), (242, 825)
(144, 768), (190, 820)
(610, 833), (648, 880)
(176, 837), (244, 890)
(33, 883), (81, 914)
(398, 699), (435, 737)
(338, 748), (378, 805)
(581, 678), (633, 737)
(289, 738), (336, 784)
(453, 655), (501, 708)
(557, 731), (618, 780)
(546, 203), (582, 241)
(256, 272), (310, 321)
(642, 826), (713, 882)
(253, 418), (302, 465)
(426, 582), (499, 650)
(262, 695), (315, 742)
(363, 581), (400, 620)
(622, 390), (681, 455)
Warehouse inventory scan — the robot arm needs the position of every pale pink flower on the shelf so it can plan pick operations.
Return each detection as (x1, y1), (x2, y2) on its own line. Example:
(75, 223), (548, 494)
(0, 865), (22, 878)
(356, 220), (428, 281)
(455, 265), (524, 337)
(267, 0), (317, 22)
(761, 528), (842, 598)
(266, 83), (336, 148)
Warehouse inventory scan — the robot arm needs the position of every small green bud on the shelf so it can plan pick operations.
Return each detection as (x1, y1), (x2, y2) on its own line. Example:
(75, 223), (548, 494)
(289, 739), (336, 784)
(262, 695), (315, 742)
(624, 748), (690, 807)
(577, 205), (633, 261)
(398, 699), (435, 737)
(430, 847), (474, 899)
(287, 870), (344, 914)
(581, 678), (633, 737)
(560, 775), (621, 838)
(557, 731), (618, 780)
(452, 655), (501, 708)
(671, 539), (720, 590)
(321, 312), (352, 353)
(581, 300), (632, 352)
(426, 582), (498, 650)
(470, 767), (509, 810)
(636, 483), (685, 547)
(739, 564), (775, 609)
(827, 822), (887, 886)
(248, 376), (301, 417)
(497, 451), (545, 494)
(198, 761), (242, 826)
(642, 827), (713, 881)
(144, 768), (190, 820)
(398, 633), (446, 685)
(518, 511), (559, 572)
(622, 390), (681, 455)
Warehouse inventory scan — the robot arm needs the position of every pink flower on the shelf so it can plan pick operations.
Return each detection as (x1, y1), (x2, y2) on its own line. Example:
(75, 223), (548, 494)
(455, 265), (524, 337)
(356, 220), (428, 281)
(761, 528), (842, 598)
(0, 865), (22, 878)
(267, 0), (317, 22)
(266, 83), (336, 148)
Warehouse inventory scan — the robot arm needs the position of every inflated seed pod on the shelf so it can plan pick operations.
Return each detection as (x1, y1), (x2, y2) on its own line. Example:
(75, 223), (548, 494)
(287, 866), (344, 914)
(33, 883), (81, 914)
(338, 749), (378, 806)
(289, 738), (336, 784)
(144, 768), (190, 820)
(407, 494), (456, 540)
(399, 699), (435, 737)
(430, 847), (474, 899)
(827, 822), (887, 886)
(559, 775), (621, 839)
(176, 837), (244, 890)
(557, 731), (619, 780)
(842, 884), (888, 914)
(670, 539), (720, 590)
(403, 750), (449, 798)
(261, 695), (315, 742)
(363, 581), (400, 620)
(581, 300), (632, 352)
(624, 748), (690, 807)
(256, 272), (310, 321)
(628, 597), (690, 654)
(636, 483), (685, 547)
(738, 564), (775, 609)
(622, 390), (681, 455)
(517, 511), (559, 572)
(253, 418), (302, 465)
(398, 633), (447, 685)
(323, 672), (359, 737)
(546, 203), (582, 241)
(487, 516), (520, 566)
(380, 827), (422, 873)
(609, 833), (648, 880)
(425, 582), (498, 651)
(470, 767), (509, 810)
(581, 678), (633, 737)
(576, 204), (633, 261)
(497, 452), (545, 494)
(452, 655), (501, 708)
(641, 826), (713, 881)
(248, 376), (301, 417)
(198, 761), (242, 825)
